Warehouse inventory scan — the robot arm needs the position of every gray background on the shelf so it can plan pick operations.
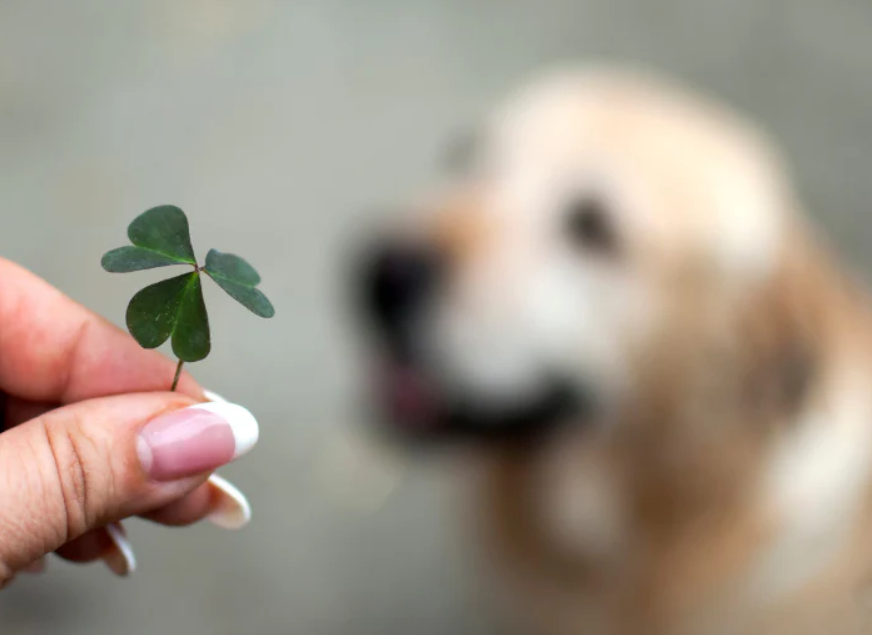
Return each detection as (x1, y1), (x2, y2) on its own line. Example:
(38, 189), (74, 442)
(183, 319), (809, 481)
(2, 1), (872, 634)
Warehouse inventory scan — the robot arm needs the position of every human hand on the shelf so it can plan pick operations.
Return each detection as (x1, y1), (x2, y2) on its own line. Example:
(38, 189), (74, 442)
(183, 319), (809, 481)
(0, 257), (258, 586)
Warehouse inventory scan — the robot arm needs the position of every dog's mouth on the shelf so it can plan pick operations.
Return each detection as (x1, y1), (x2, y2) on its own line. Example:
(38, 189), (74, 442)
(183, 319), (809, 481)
(373, 357), (442, 434)
(353, 237), (591, 446)
(369, 355), (589, 447)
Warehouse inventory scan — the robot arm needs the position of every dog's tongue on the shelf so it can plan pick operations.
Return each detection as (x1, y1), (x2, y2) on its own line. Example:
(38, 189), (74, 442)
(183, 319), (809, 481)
(377, 361), (439, 431)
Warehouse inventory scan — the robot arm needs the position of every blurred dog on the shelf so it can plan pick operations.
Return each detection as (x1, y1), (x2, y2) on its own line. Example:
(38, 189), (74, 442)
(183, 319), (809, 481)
(354, 66), (872, 634)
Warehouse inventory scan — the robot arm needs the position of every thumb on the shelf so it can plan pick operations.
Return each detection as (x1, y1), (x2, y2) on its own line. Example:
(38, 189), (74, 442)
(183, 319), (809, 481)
(0, 392), (258, 579)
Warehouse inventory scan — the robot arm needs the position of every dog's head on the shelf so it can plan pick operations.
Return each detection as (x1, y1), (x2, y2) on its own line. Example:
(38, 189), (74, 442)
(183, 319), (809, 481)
(352, 66), (872, 633)
(355, 67), (793, 447)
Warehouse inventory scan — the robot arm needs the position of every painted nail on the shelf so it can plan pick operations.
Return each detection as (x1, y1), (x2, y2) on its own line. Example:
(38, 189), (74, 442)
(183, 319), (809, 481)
(206, 474), (252, 530)
(137, 402), (259, 482)
(103, 523), (136, 577)
(203, 389), (227, 403)
(22, 556), (46, 574)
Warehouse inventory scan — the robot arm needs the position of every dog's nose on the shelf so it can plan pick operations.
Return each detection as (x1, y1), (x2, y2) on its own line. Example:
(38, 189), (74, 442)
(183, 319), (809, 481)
(359, 242), (443, 352)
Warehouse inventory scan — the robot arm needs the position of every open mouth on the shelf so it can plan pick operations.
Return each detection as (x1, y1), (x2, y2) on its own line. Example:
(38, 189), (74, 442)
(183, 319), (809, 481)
(374, 357), (442, 434)
(370, 356), (589, 446)
(353, 236), (591, 445)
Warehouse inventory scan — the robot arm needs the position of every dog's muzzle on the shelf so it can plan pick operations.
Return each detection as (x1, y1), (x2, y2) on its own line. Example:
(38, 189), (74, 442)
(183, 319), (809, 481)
(353, 238), (589, 446)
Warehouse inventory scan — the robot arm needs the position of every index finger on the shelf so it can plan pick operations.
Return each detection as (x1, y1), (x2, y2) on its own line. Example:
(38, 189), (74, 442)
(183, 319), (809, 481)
(0, 257), (204, 403)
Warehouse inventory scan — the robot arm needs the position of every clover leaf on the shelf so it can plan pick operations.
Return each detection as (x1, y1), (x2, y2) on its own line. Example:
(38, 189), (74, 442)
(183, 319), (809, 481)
(101, 205), (196, 272)
(204, 250), (275, 318)
(126, 272), (211, 362)
(102, 205), (274, 390)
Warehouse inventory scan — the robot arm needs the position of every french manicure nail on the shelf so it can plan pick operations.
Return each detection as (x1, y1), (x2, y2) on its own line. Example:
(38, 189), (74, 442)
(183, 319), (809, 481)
(103, 523), (136, 577)
(138, 402), (259, 482)
(206, 474), (252, 530)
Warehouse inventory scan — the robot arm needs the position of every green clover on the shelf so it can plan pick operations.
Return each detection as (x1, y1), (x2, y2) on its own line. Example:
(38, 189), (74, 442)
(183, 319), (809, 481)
(102, 205), (275, 390)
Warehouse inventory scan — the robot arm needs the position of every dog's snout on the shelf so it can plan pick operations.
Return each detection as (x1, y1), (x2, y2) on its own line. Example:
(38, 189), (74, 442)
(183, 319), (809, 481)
(359, 242), (443, 351)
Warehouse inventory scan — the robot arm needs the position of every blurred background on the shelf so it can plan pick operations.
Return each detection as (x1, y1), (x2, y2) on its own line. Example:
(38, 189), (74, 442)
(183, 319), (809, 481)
(2, 1), (872, 633)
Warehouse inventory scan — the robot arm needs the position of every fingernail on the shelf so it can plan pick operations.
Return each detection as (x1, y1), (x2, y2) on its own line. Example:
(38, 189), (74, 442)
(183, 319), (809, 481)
(203, 389), (227, 403)
(22, 556), (46, 574)
(138, 402), (259, 481)
(103, 523), (136, 577)
(206, 474), (252, 530)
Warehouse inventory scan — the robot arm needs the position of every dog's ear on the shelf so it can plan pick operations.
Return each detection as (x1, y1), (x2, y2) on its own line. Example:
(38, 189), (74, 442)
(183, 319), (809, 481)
(740, 259), (819, 423)
(754, 326), (816, 421)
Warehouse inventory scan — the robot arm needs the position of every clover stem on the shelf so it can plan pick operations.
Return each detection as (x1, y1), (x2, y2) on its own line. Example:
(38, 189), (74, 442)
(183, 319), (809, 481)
(171, 359), (184, 392)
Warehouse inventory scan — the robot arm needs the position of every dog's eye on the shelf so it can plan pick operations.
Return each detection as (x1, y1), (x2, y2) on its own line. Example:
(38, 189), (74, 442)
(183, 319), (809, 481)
(565, 197), (617, 254)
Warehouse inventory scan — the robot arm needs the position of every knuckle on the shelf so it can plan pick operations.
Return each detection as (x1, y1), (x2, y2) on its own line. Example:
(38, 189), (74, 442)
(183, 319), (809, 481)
(39, 410), (110, 541)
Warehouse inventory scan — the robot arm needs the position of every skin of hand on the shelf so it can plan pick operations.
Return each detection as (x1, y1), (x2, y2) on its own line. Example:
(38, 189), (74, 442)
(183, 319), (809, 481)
(0, 257), (259, 585)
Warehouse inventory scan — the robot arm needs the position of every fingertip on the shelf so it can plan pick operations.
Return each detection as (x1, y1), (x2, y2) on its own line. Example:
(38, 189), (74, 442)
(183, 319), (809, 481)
(140, 473), (252, 530)
(103, 523), (136, 577)
(187, 401), (259, 461)
(203, 389), (227, 403)
(206, 474), (251, 530)
(176, 373), (208, 402)
(22, 556), (46, 574)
